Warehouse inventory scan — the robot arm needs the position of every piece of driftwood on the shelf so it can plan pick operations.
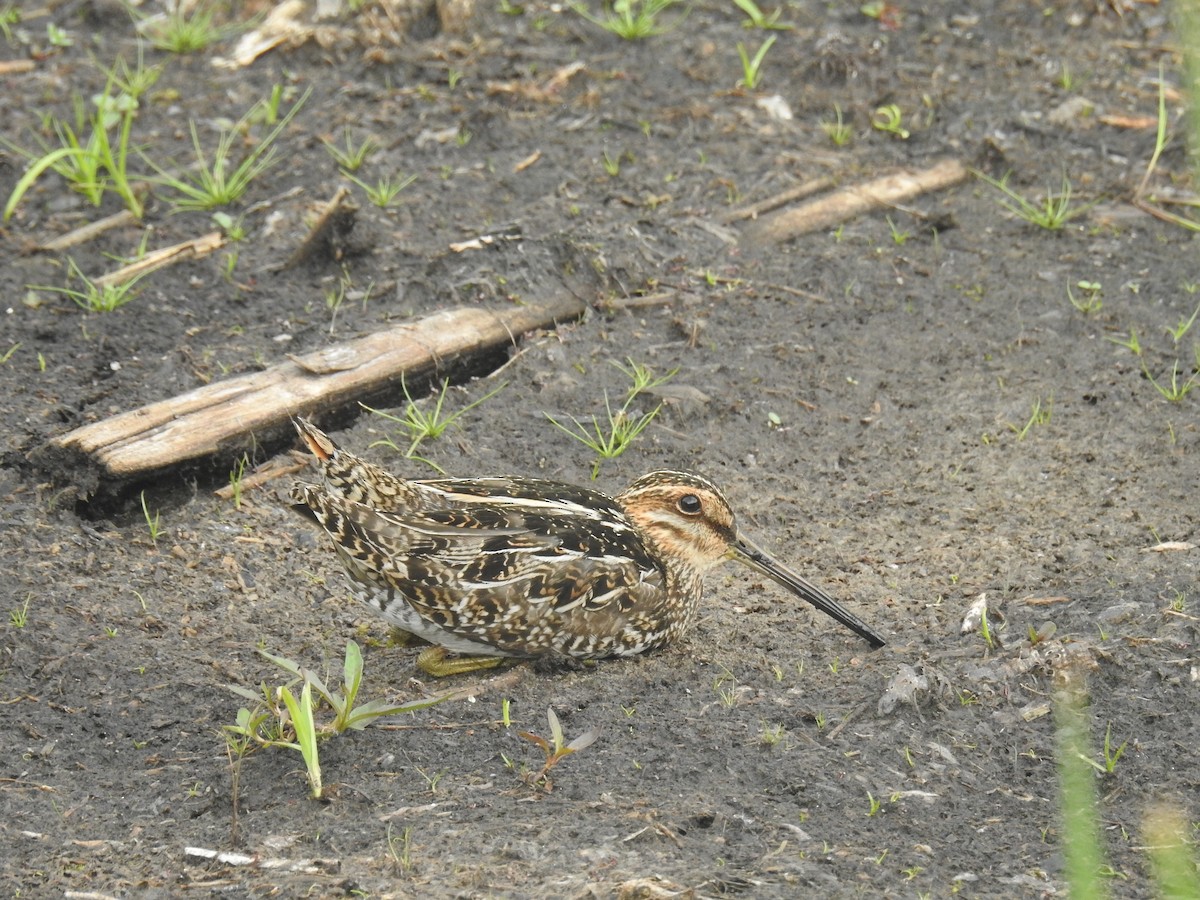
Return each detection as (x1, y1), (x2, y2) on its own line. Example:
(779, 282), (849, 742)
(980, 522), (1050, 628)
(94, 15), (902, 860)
(741, 159), (968, 246)
(94, 232), (225, 288)
(42, 297), (585, 495)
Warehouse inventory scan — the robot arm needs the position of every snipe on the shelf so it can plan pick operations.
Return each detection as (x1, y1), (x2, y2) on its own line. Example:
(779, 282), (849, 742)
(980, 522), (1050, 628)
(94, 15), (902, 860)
(288, 417), (885, 675)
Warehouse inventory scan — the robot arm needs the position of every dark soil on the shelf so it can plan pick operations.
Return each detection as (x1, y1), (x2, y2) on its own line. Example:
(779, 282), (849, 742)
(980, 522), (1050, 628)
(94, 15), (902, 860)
(2, 0), (1198, 897)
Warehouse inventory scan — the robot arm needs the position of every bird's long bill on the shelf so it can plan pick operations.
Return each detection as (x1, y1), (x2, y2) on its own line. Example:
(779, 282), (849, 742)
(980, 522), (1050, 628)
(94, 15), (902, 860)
(732, 533), (886, 649)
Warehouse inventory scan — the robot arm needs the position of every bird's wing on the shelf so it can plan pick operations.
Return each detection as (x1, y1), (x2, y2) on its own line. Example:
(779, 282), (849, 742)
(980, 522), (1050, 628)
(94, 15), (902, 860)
(292, 484), (666, 653)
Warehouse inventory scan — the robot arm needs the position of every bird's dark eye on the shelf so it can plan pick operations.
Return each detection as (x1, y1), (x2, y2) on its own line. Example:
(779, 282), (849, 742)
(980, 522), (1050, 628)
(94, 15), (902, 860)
(677, 494), (702, 515)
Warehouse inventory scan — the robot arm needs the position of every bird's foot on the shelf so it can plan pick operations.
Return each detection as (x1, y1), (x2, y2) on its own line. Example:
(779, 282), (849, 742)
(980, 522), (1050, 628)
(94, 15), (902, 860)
(416, 646), (507, 677)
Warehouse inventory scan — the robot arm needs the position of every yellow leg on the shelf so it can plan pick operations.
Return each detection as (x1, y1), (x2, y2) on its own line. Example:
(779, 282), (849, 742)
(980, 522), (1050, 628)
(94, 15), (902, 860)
(416, 646), (507, 677)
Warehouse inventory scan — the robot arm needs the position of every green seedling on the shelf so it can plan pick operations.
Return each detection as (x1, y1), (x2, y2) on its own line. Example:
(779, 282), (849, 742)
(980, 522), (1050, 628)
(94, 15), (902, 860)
(1144, 804), (1200, 898)
(821, 104), (852, 146)
(501, 698), (512, 728)
(1100, 722), (1128, 774)
(1143, 360), (1200, 402)
(101, 45), (163, 101)
(1008, 395), (1052, 440)
(141, 1), (245, 53)
(601, 150), (622, 177)
(4, 78), (144, 219)
(9, 593), (31, 628)
(257, 640), (445, 735)
(545, 359), (674, 478)
(1067, 280), (1103, 314)
(1071, 720), (1127, 773)
(717, 681), (738, 708)
(387, 823), (416, 876)
(572, 0), (683, 39)
(229, 454), (248, 509)
(1105, 328), (1141, 356)
(226, 641), (445, 799)
(1166, 301), (1200, 343)
(979, 605), (995, 649)
(212, 211), (246, 241)
(546, 394), (661, 479)
(145, 87), (310, 210)
(343, 171), (417, 207)
(614, 357), (678, 400)
(321, 130), (379, 172)
(732, 0), (792, 29)
(1131, 62), (1199, 231)
(871, 104), (910, 139)
(517, 707), (599, 791)
(866, 791), (882, 817)
(974, 170), (1093, 231)
(886, 215), (910, 245)
(46, 22), (72, 47)
(27, 259), (145, 313)
(0, 343), (19, 364)
(279, 680), (322, 797)
(250, 83), (287, 126)
(365, 377), (507, 466)
(141, 490), (162, 544)
(711, 666), (738, 708)
(860, 0), (898, 24)
(415, 766), (446, 794)
(759, 722), (787, 747)
(736, 35), (776, 90)
(1028, 622), (1056, 646)
(1056, 680), (1106, 898)
(1058, 61), (1076, 91)
(321, 273), (352, 336)
(0, 6), (20, 42)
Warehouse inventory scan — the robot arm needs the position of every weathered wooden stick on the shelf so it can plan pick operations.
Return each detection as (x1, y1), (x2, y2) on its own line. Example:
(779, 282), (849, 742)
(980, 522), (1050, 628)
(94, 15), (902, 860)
(741, 159), (968, 245)
(94, 232), (225, 288)
(42, 297), (584, 493)
(37, 210), (141, 252)
(283, 186), (353, 269)
(719, 176), (835, 224)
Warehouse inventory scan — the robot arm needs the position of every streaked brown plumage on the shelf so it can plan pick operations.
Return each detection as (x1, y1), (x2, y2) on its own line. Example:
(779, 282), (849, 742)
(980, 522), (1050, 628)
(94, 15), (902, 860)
(288, 417), (885, 674)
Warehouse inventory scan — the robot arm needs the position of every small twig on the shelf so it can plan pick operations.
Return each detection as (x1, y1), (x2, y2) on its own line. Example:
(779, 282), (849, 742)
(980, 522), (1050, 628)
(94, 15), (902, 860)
(94, 232), (224, 288)
(212, 452), (309, 500)
(597, 291), (681, 311)
(719, 176), (836, 223)
(183, 846), (336, 873)
(283, 186), (353, 269)
(37, 210), (141, 252)
(825, 701), (869, 741)
(742, 159), (967, 246)
(761, 282), (830, 304)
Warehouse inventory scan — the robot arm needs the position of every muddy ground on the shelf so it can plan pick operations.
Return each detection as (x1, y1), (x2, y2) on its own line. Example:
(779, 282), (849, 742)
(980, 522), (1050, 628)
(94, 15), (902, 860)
(1, 0), (1198, 897)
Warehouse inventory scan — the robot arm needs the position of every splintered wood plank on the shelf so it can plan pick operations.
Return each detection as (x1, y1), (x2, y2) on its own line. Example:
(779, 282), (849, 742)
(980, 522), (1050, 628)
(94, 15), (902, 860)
(43, 296), (584, 493)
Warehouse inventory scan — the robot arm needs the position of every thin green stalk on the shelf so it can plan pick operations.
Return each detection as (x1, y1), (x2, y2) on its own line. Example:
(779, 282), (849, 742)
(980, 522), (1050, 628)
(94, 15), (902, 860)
(1056, 680), (1107, 899)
